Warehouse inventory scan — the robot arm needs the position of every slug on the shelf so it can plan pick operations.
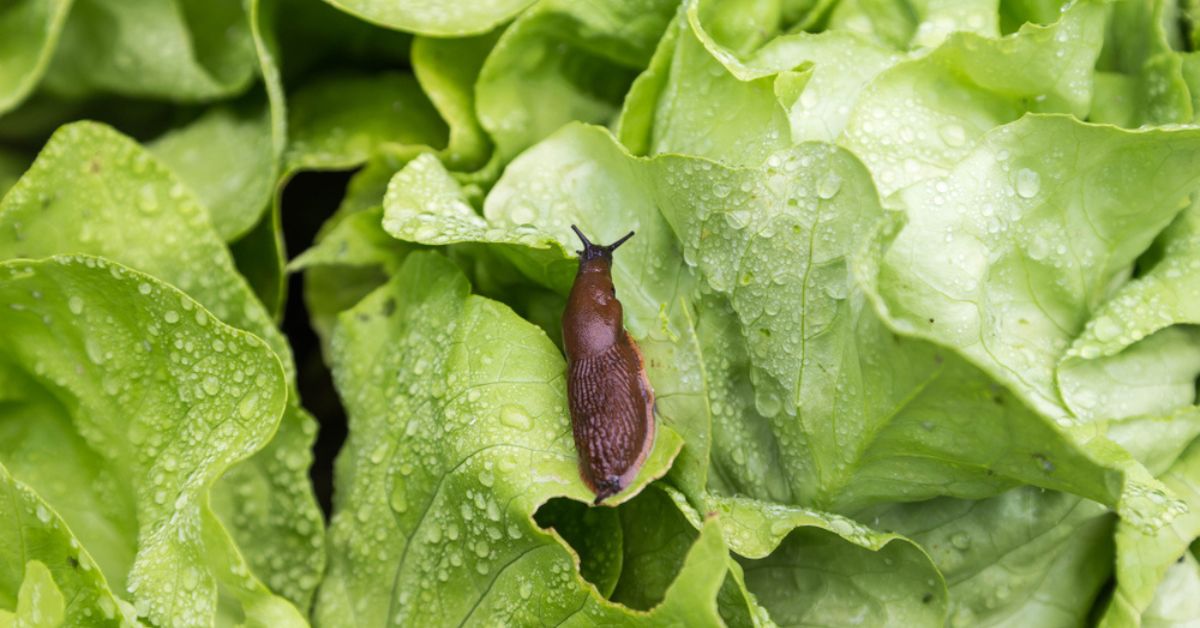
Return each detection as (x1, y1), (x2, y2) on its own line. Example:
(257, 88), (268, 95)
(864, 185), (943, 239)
(562, 225), (656, 504)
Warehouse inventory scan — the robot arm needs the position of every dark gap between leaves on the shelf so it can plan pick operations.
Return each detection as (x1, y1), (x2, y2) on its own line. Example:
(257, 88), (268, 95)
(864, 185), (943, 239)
(280, 170), (353, 518)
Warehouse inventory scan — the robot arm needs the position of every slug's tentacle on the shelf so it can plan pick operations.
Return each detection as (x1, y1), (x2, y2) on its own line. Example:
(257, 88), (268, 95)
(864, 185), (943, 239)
(571, 225), (635, 260)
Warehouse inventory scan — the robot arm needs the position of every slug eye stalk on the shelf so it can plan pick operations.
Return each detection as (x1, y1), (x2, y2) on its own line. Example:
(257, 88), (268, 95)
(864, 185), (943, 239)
(571, 224), (635, 261)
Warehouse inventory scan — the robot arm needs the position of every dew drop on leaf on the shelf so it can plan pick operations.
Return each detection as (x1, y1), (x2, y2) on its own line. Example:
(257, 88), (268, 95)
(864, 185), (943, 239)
(1014, 168), (1040, 198)
(816, 172), (843, 199)
(499, 405), (532, 430)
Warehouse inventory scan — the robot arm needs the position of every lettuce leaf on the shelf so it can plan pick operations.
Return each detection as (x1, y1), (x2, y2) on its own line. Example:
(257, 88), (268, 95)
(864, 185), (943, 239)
(0, 257), (302, 626)
(42, 0), (258, 101)
(0, 0), (72, 115)
(314, 251), (698, 624)
(0, 122), (324, 612)
(866, 487), (1115, 626)
(318, 0), (535, 37)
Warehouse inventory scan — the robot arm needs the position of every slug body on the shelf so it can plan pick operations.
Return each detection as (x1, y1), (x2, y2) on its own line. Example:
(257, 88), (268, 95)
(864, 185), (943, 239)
(563, 226), (656, 505)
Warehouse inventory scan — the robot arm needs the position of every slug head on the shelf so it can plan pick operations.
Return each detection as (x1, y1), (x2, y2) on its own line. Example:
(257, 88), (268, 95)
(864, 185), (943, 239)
(562, 226), (635, 358)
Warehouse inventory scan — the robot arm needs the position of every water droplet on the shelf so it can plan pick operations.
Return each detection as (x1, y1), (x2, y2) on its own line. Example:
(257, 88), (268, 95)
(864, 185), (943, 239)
(817, 172), (843, 199)
(68, 296), (84, 315)
(36, 504), (50, 523)
(950, 532), (971, 550)
(756, 390), (783, 417)
(98, 597), (116, 619)
(202, 376), (220, 396)
(509, 205), (534, 225)
(1091, 316), (1121, 342)
(725, 209), (752, 229)
(499, 406), (532, 431)
(940, 124), (966, 147)
(163, 310), (179, 324)
(138, 282), (152, 295)
(1015, 168), (1040, 199)
(390, 481), (408, 513)
(238, 392), (260, 420)
(139, 184), (159, 213)
(182, 567), (199, 591)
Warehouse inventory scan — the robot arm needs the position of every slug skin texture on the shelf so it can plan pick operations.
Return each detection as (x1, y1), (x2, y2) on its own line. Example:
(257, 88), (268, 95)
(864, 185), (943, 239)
(562, 226), (656, 504)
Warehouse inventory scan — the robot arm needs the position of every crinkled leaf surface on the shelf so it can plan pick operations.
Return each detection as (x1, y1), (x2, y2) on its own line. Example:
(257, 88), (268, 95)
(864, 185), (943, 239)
(863, 115), (1200, 421)
(619, 4), (796, 167)
(476, 0), (679, 165)
(841, 1), (1105, 196)
(314, 251), (700, 625)
(694, 0), (900, 147)
(0, 121), (324, 610)
(861, 114), (1200, 526)
(829, 0), (1000, 50)
(1102, 434), (1200, 627)
(703, 494), (948, 625)
(655, 138), (1133, 511)
(0, 257), (300, 626)
(377, 122), (1153, 625)
(1092, 0), (1193, 127)
(1059, 201), (1200, 422)
(866, 487), (1115, 627)
(622, 0), (900, 166)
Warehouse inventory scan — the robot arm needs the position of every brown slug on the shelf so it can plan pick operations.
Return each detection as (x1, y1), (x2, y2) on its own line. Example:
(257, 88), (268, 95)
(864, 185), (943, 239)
(562, 225), (656, 505)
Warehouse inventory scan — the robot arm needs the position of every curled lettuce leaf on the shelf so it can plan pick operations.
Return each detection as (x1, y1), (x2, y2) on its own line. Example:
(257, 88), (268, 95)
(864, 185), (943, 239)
(476, 0), (679, 166)
(860, 113), (1200, 526)
(0, 257), (301, 626)
(43, 0), (258, 101)
(841, 1), (1106, 196)
(0, 121), (324, 611)
(318, 0), (535, 37)
(866, 487), (1115, 627)
(0, 0), (72, 115)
